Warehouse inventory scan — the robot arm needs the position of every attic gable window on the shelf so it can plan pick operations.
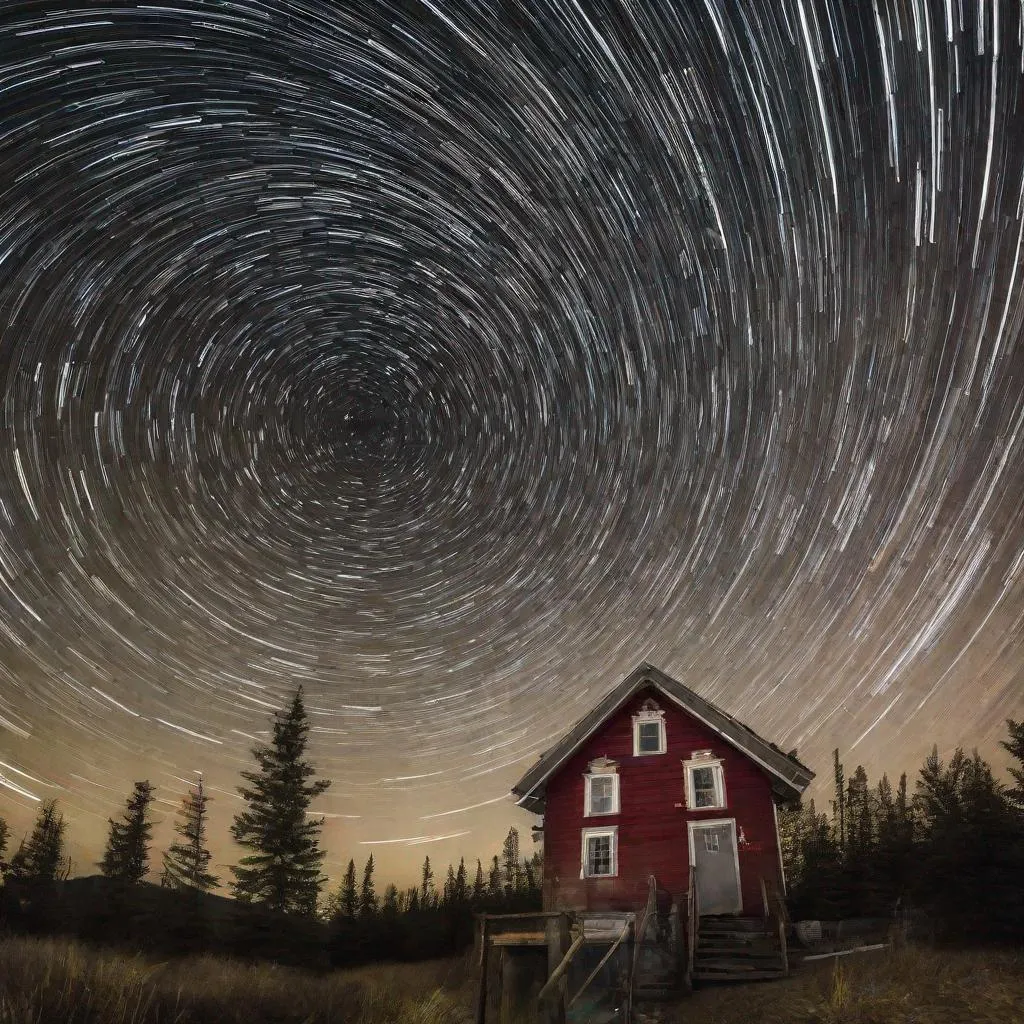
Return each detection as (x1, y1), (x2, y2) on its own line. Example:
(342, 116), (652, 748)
(581, 826), (618, 878)
(632, 701), (667, 756)
(683, 754), (726, 810)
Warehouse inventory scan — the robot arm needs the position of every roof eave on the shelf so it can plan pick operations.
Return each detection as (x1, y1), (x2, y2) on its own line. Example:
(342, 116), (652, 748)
(510, 663), (815, 807)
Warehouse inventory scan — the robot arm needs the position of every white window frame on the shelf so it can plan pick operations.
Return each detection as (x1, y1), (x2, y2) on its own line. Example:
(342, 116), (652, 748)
(580, 826), (618, 878)
(632, 710), (667, 756)
(584, 772), (620, 817)
(683, 756), (727, 810)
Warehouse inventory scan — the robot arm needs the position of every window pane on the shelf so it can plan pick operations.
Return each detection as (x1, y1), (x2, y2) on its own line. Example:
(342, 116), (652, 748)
(587, 836), (612, 876)
(692, 766), (718, 807)
(590, 776), (613, 813)
(638, 721), (662, 752)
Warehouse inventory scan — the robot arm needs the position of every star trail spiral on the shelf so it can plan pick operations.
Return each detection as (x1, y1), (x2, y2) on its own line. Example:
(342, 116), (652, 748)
(1, 0), (1023, 882)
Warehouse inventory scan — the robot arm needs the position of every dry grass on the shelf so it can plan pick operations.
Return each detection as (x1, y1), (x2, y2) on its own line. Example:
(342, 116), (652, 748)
(3, 933), (1022, 1024)
(679, 944), (1024, 1024)
(0, 934), (475, 1024)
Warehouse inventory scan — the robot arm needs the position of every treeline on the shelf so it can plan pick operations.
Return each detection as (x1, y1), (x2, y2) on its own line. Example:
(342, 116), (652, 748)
(779, 719), (1024, 944)
(0, 687), (540, 966)
(322, 833), (542, 965)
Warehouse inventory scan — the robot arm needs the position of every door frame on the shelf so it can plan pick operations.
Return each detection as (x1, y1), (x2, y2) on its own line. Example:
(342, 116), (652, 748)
(687, 818), (743, 915)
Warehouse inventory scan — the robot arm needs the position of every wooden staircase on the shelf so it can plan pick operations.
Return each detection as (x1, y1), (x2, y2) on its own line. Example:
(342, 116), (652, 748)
(632, 938), (680, 1000)
(692, 915), (787, 982)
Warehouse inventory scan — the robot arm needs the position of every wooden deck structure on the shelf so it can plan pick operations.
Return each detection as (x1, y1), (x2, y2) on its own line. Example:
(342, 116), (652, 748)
(475, 871), (791, 1022)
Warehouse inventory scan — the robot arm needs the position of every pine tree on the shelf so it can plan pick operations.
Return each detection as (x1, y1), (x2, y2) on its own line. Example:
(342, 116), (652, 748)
(420, 855), (434, 908)
(454, 857), (468, 905)
(359, 854), (378, 916)
(382, 882), (399, 916)
(406, 885), (420, 912)
(0, 815), (9, 865)
(1000, 718), (1024, 810)
(501, 827), (520, 898)
(100, 781), (156, 884)
(229, 687), (331, 915)
(487, 855), (502, 902)
(522, 859), (535, 897)
(442, 863), (456, 905)
(9, 800), (66, 883)
(326, 858), (358, 919)
(913, 745), (1019, 939)
(161, 776), (218, 892)
(471, 859), (485, 905)
(831, 749), (846, 855)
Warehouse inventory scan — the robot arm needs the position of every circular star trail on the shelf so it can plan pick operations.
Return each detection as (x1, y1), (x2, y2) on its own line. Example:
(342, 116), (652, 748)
(1, 1), (1024, 878)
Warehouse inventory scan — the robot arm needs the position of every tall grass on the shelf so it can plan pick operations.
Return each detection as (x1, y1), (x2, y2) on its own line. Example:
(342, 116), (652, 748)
(686, 943), (1024, 1024)
(0, 934), (474, 1024)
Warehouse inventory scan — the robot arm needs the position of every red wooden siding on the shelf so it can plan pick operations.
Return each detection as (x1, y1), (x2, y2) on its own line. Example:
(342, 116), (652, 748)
(541, 687), (783, 915)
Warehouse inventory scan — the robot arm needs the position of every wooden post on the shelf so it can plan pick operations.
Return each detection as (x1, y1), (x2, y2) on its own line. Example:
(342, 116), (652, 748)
(475, 916), (489, 1024)
(546, 913), (572, 1024)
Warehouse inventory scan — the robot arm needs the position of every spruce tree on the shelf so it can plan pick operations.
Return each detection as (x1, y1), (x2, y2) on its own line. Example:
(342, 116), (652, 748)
(471, 859), (485, 905)
(487, 855), (502, 902)
(382, 882), (399, 916)
(501, 827), (520, 897)
(0, 816), (9, 864)
(359, 854), (377, 916)
(454, 857), (468, 904)
(100, 781), (156, 884)
(161, 776), (218, 892)
(831, 749), (846, 855)
(1000, 718), (1024, 810)
(229, 687), (331, 915)
(420, 855), (434, 908)
(324, 858), (359, 920)
(443, 863), (456, 905)
(10, 799), (66, 883)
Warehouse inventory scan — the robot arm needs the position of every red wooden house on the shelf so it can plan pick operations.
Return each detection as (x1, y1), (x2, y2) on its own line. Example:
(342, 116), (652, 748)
(512, 663), (813, 929)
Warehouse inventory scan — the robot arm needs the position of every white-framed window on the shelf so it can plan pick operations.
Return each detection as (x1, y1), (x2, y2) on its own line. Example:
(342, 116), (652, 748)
(632, 707), (667, 756)
(684, 756), (726, 810)
(581, 826), (618, 878)
(584, 772), (620, 816)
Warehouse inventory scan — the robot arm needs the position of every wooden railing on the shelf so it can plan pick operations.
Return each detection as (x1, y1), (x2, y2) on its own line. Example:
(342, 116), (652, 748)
(625, 875), (658, 1020)
(761, 877), (789, 977)
(686, 865), (699, 983)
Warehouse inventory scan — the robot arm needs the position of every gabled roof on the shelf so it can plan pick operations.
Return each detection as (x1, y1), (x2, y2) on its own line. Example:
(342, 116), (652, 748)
(511, 663), (814, 814)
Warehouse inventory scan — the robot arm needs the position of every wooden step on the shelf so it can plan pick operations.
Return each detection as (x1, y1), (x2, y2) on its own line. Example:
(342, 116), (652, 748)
(700, 917), (765, 932)
(696, 958), (783, 971)
(696, 949), (782, 961)
(693, 968), (786, 982)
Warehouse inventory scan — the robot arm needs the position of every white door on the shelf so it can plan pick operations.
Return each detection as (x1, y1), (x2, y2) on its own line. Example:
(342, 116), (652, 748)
(688, 819), (742, 915)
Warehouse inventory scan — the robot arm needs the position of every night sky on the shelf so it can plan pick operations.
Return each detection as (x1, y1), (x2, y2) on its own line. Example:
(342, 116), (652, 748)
(1, 0), (1023, 890)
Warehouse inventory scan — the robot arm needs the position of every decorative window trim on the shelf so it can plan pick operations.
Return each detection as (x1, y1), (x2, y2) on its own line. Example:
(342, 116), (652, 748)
(584, 771), (620, 817)
(683, 755), (727, 810)
(580, 826), (618, 878)
(632, 701), (667, 756)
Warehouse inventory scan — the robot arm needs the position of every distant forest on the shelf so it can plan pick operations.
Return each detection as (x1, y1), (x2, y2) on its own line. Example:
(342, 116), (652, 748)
(0, 687), (542, 967)
(1, 686), (1022, 967)
(779, 720), (1024, 944)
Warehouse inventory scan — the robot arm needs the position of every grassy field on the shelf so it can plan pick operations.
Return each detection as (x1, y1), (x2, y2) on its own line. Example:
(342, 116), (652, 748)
(679, 944), (1024, 1024)
(0, 934), (476, 1024)
(1, 934), (1022, 1024)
